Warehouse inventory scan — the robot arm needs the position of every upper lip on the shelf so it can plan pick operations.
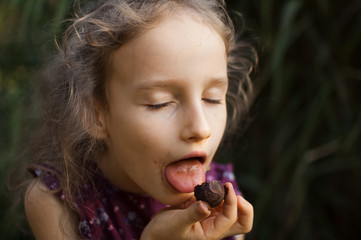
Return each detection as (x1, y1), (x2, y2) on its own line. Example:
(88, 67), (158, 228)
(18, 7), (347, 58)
(177, 151), (207, 164)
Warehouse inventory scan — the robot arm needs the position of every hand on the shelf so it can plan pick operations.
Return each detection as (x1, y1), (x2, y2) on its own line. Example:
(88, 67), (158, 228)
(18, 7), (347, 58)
(140, 182), (253, 240)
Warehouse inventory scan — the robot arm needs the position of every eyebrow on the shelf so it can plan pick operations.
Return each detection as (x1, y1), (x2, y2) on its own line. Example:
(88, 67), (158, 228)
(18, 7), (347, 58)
(136, 77), (228, 90)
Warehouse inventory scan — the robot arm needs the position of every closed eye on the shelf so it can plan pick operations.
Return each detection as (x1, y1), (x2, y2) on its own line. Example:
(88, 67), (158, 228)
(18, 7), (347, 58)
(203, 99), (222, 104)
(147, 102), (171, 110)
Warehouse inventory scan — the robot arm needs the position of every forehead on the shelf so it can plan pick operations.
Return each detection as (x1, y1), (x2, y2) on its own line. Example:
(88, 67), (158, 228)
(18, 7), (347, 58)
(109, 11), (227, 87)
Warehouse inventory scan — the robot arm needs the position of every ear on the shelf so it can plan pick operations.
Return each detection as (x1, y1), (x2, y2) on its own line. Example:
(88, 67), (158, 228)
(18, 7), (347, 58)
(88, 101), (108, 140)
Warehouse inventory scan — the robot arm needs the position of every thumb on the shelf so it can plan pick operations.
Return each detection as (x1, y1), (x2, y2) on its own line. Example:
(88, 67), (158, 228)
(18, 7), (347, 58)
(176, 201), (211, 227)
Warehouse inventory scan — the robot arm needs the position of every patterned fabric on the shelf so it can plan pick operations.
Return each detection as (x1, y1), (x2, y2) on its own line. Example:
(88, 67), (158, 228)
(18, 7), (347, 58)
(30, 162), (240, 240)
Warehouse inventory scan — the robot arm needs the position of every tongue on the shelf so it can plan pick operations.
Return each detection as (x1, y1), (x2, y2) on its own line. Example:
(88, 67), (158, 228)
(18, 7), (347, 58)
(165, 159), (205, 193)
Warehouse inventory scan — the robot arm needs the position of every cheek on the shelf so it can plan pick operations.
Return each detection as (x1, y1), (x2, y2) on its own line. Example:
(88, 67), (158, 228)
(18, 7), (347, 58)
(213, 110), (227, 146)
(210, 107), (227, 133)
(108, 111), (168, 156)
(217, 117), (227, 141)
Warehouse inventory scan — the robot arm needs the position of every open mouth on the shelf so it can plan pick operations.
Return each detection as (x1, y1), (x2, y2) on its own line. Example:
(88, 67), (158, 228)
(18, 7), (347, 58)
(181, 156), (205, 164)
(164, 152), (207, 193)
(177, 151), (207, 164)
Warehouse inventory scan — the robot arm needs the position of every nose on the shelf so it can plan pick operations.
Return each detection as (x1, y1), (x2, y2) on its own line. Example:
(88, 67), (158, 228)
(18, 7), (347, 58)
(180, 102), (211, 142)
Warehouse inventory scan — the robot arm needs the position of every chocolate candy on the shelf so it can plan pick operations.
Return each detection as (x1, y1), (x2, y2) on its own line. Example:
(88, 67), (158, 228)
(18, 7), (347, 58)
(194, 180), (225, 208)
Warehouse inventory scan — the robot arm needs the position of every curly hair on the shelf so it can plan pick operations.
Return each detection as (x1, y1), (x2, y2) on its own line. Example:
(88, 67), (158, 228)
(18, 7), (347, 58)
(24, 0), (257, 209)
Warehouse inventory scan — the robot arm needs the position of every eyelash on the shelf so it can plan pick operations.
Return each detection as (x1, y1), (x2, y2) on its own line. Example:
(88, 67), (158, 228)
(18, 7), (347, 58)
(147, 102), (171, 110)
(147, 99), (222, 110)
(203, 99), (222, 104)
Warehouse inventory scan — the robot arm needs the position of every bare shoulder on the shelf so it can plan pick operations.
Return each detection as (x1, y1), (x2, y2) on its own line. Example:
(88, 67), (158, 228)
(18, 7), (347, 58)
(24, 179), (80, 240)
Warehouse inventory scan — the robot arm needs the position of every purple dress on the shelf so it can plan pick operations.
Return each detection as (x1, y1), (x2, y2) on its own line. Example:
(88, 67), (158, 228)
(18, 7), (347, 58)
(30, 163), (241, 240)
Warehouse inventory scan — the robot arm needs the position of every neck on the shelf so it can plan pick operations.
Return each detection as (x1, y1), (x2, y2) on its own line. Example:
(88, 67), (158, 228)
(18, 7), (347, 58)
(95, 151), (145, 194)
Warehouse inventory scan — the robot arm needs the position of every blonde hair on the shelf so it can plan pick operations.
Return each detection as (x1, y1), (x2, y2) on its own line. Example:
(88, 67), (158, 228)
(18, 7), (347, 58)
(26, 0), (257, 209)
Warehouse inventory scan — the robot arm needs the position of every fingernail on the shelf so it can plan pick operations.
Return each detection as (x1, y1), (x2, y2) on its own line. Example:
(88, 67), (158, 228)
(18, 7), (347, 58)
(200, 201), (211, 212)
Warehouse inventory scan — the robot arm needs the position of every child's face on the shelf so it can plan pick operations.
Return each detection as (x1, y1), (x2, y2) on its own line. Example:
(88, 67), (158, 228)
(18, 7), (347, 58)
(96, 12), (228, 206)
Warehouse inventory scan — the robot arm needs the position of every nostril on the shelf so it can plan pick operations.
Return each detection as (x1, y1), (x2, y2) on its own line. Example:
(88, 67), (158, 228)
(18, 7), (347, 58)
(187, 124), (211, 142)
(188, 134), (210, 142)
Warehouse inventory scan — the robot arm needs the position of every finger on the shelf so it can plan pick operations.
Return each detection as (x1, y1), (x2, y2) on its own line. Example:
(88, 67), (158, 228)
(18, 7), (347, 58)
(220, 196), (254, 238)
(175, 201), (211, 228)
(221, 182), (238, 220)
(236, 195), (254, 233)
(171, 196), (197, 209)
(214, 182), (238, 230)
(183, 196), (197, 208)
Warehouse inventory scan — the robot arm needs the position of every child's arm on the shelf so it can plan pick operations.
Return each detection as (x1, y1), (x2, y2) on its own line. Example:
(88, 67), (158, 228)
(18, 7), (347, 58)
(24, 180), (80, 240)
(141, 182), (253, 240)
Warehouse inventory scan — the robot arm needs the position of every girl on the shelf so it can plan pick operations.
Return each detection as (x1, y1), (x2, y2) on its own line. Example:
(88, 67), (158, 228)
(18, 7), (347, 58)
(23, 0), (257, 239)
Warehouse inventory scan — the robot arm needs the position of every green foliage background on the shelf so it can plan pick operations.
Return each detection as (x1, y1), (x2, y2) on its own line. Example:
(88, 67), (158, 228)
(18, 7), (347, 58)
(0, 0), (360, 239)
